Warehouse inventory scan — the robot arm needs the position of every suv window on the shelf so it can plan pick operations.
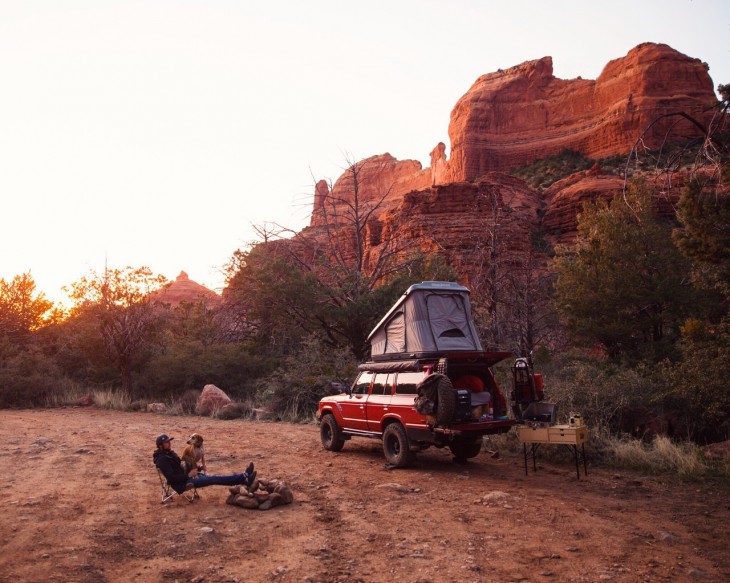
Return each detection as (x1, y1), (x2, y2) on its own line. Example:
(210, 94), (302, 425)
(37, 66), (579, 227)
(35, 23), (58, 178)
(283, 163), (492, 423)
(352, 371), (374, 395)
(395, 371), (424, 394)
(371, 373), (391, 395)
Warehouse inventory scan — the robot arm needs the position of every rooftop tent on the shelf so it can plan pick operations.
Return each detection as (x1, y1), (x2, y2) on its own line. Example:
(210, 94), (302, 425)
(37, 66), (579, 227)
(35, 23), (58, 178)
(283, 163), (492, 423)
(368, 281), (483, 358)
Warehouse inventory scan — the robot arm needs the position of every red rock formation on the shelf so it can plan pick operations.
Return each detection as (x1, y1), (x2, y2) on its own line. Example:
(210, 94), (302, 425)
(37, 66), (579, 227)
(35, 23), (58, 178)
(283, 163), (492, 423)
(542, 171), (625, 247)
(273, 43), (720, 292)
(152, 271), (221, 307)
(307, 173), (544, 281)
(442, 43), (716, 181)
(310, 153), (432, 228)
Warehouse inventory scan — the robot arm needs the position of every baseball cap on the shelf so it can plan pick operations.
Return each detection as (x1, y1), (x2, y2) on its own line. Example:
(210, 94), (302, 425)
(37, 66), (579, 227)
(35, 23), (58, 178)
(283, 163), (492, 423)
(155, 433), (174, 447)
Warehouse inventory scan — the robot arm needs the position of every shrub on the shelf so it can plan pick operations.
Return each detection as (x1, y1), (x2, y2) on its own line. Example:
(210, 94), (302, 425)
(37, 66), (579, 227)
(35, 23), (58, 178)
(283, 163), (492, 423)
(0, 345), (73, 407)
(603, 434), (708, 478)
(138, 340), (276, 401)
(91, 388), (132, 410)
(257, 334), (357, 421)
(214, 402), (253, 420)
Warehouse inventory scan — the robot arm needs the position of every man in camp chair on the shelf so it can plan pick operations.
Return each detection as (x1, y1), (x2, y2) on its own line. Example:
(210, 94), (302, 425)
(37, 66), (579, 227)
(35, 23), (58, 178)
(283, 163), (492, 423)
(153, 434), (255, 494)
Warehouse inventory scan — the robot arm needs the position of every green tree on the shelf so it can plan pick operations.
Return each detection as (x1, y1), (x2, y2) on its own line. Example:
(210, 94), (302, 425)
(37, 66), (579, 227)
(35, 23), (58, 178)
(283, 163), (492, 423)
(674, 179), (730, 297)
(554, 181), (698, 360)
(225, 156), (455, 360)
(225, 241), (454, 360)
(665, 180), (730, 441)
(664, 319), (730, 441)
(68, 266), (167, 393)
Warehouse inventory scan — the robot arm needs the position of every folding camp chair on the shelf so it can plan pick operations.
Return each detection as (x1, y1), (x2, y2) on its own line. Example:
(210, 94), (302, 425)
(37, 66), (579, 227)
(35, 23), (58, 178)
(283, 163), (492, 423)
(156, 467), (197, 503)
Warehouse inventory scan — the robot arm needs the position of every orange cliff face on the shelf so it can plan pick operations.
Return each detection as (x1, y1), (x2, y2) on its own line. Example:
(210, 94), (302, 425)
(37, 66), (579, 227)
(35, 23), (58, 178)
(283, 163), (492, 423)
(310, 153), (432, 228)
(442, 42), (717, 180)
(289, 43), (720, 283)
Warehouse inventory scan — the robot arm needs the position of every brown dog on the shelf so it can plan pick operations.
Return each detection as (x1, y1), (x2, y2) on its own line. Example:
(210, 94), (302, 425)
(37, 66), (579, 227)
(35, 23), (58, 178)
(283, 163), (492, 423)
(181, 433), (206, 475)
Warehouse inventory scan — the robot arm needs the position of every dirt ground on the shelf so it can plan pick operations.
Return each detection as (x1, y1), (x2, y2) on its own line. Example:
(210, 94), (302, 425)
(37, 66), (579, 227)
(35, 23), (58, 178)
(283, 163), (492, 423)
(1, 409), (728, 583)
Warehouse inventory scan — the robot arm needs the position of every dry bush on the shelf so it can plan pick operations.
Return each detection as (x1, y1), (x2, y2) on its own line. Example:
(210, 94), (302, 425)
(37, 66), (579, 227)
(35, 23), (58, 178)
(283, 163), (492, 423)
(91, 389), (132, 410)
(176, 389), (200, 414)
(604, 434), (708, 478)
(43, 385), (86, 408)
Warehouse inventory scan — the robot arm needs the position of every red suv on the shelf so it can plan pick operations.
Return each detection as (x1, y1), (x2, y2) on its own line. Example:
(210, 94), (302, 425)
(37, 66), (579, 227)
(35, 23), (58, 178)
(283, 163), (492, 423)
(317, 350), (517, 467)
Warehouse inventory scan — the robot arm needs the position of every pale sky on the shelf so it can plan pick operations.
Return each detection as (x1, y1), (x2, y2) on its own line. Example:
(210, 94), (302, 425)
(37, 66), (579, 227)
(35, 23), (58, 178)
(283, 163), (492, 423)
(2, 0), (728, 304)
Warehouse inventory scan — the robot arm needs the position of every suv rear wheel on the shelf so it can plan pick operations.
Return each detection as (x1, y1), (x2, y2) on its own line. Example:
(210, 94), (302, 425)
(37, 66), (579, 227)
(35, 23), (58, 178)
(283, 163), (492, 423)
(449, 438), (482, 462)
(320, 414), (345, 452)
(382, 423), (414, 468)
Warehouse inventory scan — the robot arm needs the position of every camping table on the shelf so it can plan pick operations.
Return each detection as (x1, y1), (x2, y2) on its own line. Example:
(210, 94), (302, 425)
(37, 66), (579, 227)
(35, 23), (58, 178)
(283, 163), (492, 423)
(517, 424), (589, 479)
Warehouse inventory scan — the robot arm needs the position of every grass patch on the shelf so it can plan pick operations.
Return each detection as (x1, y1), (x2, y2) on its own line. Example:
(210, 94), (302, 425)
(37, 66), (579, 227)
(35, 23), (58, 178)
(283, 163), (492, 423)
(488, 428), (728, 481)
(601, 434), (710, 478)
(43, 385), (87, 408)
(91, 388), (133, 410)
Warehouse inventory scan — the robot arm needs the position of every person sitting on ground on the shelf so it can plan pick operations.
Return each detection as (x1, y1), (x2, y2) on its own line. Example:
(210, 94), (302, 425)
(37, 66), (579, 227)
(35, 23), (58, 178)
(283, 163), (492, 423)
(153, 433), (255, 494)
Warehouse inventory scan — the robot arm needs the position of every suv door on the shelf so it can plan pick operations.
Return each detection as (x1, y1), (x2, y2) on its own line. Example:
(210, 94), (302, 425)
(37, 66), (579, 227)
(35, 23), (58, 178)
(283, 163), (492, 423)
(366, 373), (392, 432)
(390, 371), (426, 426)
(340, 371), (373, 431)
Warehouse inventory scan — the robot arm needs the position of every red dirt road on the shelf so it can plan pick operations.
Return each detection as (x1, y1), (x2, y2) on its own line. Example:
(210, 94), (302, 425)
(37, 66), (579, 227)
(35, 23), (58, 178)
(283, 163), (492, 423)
(2, 409), (728, 583)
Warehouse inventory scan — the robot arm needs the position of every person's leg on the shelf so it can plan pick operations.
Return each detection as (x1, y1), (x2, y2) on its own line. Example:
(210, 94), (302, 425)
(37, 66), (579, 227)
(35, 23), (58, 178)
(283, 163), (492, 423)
(189, 471), (249, 489)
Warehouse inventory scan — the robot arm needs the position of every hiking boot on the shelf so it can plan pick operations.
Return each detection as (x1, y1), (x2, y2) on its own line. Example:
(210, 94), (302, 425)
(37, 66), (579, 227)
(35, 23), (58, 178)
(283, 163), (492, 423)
(245, 462), (254, 476)
(246, 470), (257, 489)
(247, 477), (260, 493)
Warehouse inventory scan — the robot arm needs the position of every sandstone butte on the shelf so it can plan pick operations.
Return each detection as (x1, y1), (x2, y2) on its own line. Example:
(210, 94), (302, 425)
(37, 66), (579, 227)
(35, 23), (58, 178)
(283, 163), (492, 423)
(302, 43), (721, 279)
(151, 271), (221, 307)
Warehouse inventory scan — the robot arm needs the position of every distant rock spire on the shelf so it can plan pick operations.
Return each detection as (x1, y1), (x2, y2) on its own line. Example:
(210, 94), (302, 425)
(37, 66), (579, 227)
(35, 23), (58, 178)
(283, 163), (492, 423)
(150, 270), (220, 306)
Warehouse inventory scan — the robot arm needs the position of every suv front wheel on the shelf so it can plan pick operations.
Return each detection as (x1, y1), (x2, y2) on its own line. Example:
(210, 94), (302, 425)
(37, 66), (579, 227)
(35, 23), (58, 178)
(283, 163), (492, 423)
(382, 423), (414, 468)
(320, 414), (346, 452)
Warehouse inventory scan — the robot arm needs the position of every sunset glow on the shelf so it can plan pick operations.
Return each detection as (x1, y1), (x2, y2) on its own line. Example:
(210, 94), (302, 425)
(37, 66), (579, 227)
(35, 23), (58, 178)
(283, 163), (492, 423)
(1, 0), (728, 305)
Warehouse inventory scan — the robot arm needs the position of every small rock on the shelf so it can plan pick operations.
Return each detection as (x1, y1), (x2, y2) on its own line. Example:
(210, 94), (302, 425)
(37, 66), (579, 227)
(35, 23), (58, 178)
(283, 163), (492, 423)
(659, 530), (680, 543)
(686, 567), (713, 579)
(199, 527), (214, 533)
(482, 491), (510, 502)
(565, 547), (580, 552)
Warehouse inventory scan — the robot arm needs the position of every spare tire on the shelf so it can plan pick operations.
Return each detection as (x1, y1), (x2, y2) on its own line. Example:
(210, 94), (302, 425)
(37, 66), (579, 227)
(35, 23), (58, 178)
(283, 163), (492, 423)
(434, 376), (456, 426)
(416, 374), (457, 426)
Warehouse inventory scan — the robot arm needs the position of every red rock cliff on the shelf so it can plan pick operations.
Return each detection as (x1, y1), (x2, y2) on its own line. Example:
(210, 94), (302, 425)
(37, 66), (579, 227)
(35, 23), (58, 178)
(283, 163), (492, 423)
(310, 153), (431, 228)
(293, 43), (720, 284)
(441, 43), (716, 180)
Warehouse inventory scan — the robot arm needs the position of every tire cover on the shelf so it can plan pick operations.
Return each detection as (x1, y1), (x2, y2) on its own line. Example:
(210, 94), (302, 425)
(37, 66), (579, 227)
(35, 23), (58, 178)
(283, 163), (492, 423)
(434, 376), (456, 426)
(416, 373), (446, 402)
(416, 374), (457, 426)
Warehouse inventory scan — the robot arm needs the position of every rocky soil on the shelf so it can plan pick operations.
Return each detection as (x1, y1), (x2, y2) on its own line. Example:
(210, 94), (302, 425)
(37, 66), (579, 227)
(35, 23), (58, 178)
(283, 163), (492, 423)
(2, 409), (728, 583)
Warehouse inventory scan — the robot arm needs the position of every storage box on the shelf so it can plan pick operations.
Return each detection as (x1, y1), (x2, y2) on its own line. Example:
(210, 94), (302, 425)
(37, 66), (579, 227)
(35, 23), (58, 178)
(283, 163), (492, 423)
(517, 426), (550, 442)
(547, 425), (589, 444)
